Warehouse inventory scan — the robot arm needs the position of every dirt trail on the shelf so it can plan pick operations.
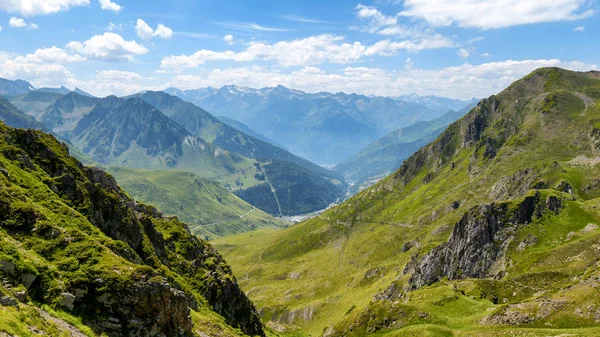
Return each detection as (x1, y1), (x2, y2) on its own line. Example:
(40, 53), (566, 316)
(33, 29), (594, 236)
(37, 308), (89, 337)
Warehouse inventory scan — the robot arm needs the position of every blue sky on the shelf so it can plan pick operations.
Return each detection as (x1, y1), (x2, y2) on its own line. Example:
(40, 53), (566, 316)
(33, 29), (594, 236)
(0, 0), (598, 99)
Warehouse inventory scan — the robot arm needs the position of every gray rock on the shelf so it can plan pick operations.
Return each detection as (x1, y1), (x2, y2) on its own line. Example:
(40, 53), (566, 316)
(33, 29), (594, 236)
(14, 290), (27, 302)
(0, 295), (18, 307)
(59, 292), (76, 310)
(408, 193), (559, 289)
(0, 260), (16, 276)
(21, 273), (37, 289)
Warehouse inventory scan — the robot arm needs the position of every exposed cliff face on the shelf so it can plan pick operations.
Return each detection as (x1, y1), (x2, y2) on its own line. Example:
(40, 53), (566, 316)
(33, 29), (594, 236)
(407, 192), (563, 289)
(0, 123), (264, 337)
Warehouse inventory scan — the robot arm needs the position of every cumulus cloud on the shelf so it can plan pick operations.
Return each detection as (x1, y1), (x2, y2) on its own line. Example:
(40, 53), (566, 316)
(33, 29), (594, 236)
(66, 32), (148, 61)
(154, 24), (173, 39)
(19, 46), (85, 63)
(0, 0), (90, 17)
(400, 0), (594, 29)
(98, 0), (121, 12)
(165, 59), (597, 99)
(161, 34), (455, 69)
(0, 47), (85, 88)
(9, 17), (38, 29)
(457, 48), (470, 59)
(9, 17), (26, 28)
(135, 19), (173, 40)
(223, 34), (234, 45)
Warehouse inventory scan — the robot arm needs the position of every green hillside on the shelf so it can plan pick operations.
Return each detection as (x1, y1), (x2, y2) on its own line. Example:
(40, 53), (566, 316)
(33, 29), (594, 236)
(0, 121), (265, 336)
(108, 167), (289, 239)
(213, 68), (600, 336)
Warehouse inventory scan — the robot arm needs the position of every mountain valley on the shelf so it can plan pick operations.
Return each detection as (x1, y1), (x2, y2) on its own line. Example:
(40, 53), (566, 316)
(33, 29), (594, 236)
(2, 68), (600, 337)
(213, 68), (600, 336)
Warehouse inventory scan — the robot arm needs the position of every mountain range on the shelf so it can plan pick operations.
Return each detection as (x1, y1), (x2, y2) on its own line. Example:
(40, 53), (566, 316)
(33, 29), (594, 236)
(165, 85), (465, 164)
(214, 68), (600, 336)
(0, 84), (347, 216)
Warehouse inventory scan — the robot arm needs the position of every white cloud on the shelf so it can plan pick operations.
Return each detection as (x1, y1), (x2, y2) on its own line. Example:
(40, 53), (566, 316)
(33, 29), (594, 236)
(9, 17), (39, 29)
(0, 25), (2, 32)
(457, 48), (470, 59)
(66, 32), (148, 61)
(9, 17), (26, 28)
(98, 0), (121, 12)
(161, 34), (455, 69)
(481, 53), (491, 57)
(96, 69), (142, 80)
(467, 37), (484, 44)
(354, 4), (431, 38)
(135, 19), (153, 40)
(573, 26), (585, 32)
(106, 21), (123, 31)
(0, 0), (90, 17)
(215, 22), (292, 32)
(165, 59), (597, 100)
(400, 0), (594, 29)
(135, 19), (172, 40)
(356, 4), (397, 28)
(153, 24), (173, 39)
(281, 15), (332, 24)
(223, 34), (234, 45)
(0, 48), (82, 88)
(19, 46), (85, 63)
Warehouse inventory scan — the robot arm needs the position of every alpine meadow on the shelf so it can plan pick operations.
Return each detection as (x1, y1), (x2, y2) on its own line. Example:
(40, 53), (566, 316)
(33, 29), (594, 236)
(0, 1), (599, 337)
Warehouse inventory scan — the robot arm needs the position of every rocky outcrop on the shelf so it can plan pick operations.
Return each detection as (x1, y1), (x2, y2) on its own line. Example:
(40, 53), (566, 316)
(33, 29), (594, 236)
(84, 279), (193, 337)
(0, 124), (265, 337)
(408, 192), (562, 289)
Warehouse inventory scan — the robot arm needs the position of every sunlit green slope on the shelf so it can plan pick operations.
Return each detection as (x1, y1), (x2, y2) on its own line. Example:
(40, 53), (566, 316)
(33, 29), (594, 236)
(108, 167), (289, 239)
(214, 68), (600, 336)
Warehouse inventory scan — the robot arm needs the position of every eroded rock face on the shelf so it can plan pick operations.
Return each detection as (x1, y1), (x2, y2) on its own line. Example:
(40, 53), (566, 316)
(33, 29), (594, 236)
(86, 280), (193, 337)
(408, 193), (562, 289)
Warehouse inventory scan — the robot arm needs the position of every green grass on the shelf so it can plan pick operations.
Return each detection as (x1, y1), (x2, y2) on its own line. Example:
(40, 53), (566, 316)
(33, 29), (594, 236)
(107, 167), (288, 239)
(0, 122), (265, 336)
(214, 68), (600, 336)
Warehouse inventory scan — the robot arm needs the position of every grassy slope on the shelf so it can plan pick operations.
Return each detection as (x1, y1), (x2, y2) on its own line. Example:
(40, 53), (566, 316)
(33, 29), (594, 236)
(0, 122), (263, 337)
(214, 68), (600, 336)
(108, 167), (289, 239)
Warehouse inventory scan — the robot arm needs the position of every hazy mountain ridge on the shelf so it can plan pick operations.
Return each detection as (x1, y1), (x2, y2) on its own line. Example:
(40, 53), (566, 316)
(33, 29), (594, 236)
(335, 104), (476, 189)
(166, 85), (445, 164)
(395, 93), (479, 112)
(0, 97), (48, 131)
